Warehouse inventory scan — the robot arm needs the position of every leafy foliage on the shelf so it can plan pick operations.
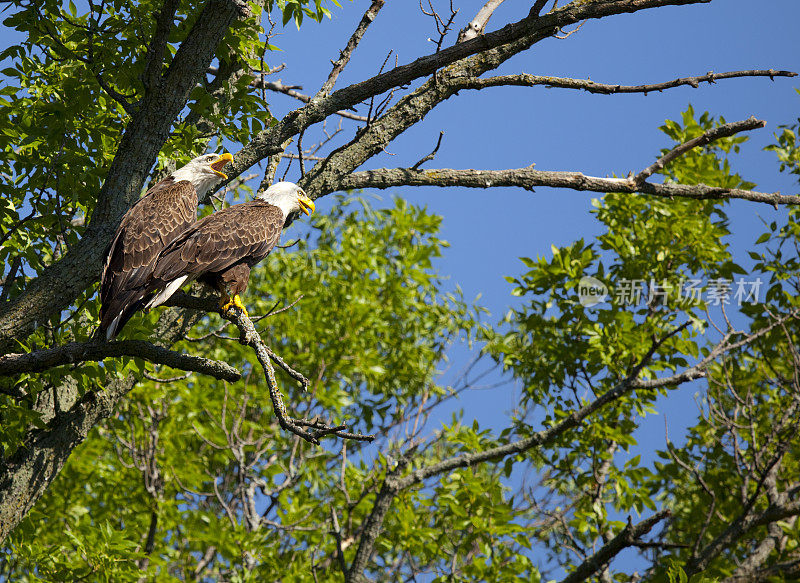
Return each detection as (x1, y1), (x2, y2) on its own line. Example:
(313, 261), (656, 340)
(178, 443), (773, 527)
(5, 99), (800, 581)
(482, 107), (800, 579)
(3, 196), (484, 581)
(2, 0), (799, 577)
(0, 0), (334, 309)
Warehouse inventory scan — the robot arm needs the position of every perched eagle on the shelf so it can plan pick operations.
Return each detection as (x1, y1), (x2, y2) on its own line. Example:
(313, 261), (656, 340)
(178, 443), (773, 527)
(143, 182), (315, 316)
(99, 152), (234, 340)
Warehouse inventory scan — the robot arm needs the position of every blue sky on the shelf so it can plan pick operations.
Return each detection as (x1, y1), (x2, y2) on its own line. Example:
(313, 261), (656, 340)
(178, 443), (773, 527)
(266, 0), (798, 311)
(257, 0), (799, 438)
(262, 4), (798, 572)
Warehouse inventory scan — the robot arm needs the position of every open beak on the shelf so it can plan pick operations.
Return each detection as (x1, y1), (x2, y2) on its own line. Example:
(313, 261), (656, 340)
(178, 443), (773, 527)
(298, 192), (315, 216)
(209, 152), (234, 179)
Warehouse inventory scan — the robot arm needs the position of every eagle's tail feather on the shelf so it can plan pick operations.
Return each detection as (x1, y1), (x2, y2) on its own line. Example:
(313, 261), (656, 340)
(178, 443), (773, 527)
(145, 275), (189, 310)
(98, 291), (149, 341)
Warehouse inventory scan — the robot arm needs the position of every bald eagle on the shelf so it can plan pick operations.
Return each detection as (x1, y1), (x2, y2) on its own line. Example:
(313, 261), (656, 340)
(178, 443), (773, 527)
(143, 182), (314, 316)
(99, 152), (233, 340)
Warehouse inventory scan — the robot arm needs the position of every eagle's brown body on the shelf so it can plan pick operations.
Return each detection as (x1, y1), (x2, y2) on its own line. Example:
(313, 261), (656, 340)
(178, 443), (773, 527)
(145, 200), (286, 307)
(99, 178), (197, 338)
(98, 152), (232, 339)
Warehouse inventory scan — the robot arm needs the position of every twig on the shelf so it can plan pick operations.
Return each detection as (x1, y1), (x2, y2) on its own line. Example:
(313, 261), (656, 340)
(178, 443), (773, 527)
(297, 129), (306, 177)
(316, 0), (386, 99)
(282, 153), (326, 162)
(264, 346), (310, 392)
(330, 505), (349, 576)
(421, 0), (458, 53)
(268, 295), (304, 319)
(260, 136), (294, 192)
(277, 239), (300, 251)
(364, 51), (394, 127)
(209, 72), (368, 122)
(554, 20), (584, 39)
(142, 369), (192, 383)
(634, 116), (767, 185)
(94, 73), (137, 115)
(410, 131), (444, 169)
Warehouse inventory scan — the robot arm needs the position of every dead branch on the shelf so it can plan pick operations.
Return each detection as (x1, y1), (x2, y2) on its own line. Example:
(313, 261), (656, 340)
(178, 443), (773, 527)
(227, 75), (368, 122)
(457, 0), (506, 43)
(233, 0), (717, 177)
(410, 131), (444, 169)
(336, 165), (799, 206)
(454, 69), (797, 96)
(420, 0), (458, 53)
(219, 306), (374, 445)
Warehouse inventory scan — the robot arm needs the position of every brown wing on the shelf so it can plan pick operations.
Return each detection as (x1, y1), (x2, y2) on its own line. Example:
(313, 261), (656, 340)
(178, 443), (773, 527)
(148, 200), (284, 290)
(99, 178), (197, 336)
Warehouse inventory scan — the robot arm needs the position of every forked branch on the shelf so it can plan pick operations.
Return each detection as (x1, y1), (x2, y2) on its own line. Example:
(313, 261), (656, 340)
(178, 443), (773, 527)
(558, 511), (672, 583)
(220, 306), (375, 445)
(457, 0), (506, 43)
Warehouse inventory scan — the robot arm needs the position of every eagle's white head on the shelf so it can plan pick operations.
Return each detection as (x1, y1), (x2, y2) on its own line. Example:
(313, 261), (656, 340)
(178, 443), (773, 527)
(258, 181), (315, 218)
(172, 152), (234, 197)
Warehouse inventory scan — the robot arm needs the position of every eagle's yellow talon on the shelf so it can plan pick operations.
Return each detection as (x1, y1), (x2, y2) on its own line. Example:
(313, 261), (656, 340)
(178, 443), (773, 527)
(232, 294), (249, 318)
(220, 293), (249, 318)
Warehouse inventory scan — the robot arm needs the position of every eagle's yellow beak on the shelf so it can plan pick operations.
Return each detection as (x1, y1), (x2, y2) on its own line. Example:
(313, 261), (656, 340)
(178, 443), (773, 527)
(210, 152), (234, 179)
(298, 192), (315, 216)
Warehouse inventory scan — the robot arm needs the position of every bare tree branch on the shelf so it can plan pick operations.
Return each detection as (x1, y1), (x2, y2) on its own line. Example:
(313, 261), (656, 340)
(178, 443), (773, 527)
(232, 0), (716, 178)
(457, 0), (507, 43)
(219, 306), (374, 445)
(0, 340), (242, 382)
(300, 14), (785, 204)
(455, 69), (797, 95)
(558, 511), (672, 583)
(337, 165), (800, 206)
(410, 131), (444, 170)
